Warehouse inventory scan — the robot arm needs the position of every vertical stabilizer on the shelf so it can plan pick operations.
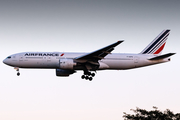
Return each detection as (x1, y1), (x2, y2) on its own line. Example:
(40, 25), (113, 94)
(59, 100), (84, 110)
(140, 29), (170, 54)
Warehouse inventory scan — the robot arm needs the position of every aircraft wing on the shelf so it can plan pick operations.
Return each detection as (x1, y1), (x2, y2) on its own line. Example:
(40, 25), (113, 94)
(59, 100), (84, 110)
(74, 41), (123, 63)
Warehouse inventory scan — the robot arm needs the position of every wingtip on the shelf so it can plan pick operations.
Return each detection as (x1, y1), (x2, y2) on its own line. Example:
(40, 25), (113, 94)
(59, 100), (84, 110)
(118, 40), (124, 43)
(170, 53), (176, 55)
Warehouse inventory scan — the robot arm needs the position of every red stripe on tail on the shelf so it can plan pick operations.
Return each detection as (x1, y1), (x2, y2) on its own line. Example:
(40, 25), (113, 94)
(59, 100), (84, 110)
(154, 42), (166, 54)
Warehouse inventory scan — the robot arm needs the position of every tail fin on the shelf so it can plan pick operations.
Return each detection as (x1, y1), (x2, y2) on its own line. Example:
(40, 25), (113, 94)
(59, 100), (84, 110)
(140, 29), (170, 54)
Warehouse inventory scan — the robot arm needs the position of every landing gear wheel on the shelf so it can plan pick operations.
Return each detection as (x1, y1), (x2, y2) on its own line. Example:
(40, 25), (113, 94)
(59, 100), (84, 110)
(82, 71), (96, 81)
(17, 72), (20, 76)
(81, 75), (85, 79)
(91, 73), (95, 77)
(85, 76), (89, 80)
(89, 77), (93, 81)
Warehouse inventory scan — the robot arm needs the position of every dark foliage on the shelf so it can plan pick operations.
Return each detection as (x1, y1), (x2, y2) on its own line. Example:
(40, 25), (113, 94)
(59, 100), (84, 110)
(123, 106), (180, 120)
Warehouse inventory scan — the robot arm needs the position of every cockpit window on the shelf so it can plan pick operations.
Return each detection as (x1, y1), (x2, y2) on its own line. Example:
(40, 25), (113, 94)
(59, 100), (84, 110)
(7, 56), (11, 59)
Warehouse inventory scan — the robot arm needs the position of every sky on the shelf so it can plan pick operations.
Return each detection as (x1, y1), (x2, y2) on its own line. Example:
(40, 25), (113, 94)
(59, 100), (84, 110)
(0, 0), (180, 120)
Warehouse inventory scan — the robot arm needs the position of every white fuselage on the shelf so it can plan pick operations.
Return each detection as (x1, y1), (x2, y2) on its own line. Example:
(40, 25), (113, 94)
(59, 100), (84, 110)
(3, 52), (170, 70)
(2, 30), (174, 79)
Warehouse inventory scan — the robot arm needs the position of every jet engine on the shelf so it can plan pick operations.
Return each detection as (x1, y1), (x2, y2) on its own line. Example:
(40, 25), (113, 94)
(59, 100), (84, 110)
(59, 59), (77, 70)
(56, 69), (75, 77)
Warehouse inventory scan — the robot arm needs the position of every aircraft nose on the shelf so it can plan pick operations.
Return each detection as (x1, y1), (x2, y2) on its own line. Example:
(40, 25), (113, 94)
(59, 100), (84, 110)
(3, 59), (7, 65)
(3, 58), (12, 66)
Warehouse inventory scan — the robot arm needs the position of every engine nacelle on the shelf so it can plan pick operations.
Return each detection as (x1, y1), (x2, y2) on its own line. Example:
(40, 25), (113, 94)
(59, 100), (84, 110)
(59, 59), (76, 70)
(56, 69), (75, 77)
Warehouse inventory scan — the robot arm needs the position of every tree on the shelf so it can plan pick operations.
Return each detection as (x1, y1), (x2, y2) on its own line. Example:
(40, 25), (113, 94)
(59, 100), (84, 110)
(123, 106), (180, 120)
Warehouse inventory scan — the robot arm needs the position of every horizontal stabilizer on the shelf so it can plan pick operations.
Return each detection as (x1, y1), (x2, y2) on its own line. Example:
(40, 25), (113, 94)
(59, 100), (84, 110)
(149, 53), (176, 60)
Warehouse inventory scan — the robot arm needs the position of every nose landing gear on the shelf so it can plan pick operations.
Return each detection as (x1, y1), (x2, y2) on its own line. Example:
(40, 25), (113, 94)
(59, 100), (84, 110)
(14, 67), (20, 76)
(17, 72), (20, 76)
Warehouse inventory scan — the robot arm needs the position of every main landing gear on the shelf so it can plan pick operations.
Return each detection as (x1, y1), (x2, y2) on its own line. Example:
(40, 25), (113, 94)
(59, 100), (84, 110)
(81, 72), (95, 81)
(14, 67), (20, 76)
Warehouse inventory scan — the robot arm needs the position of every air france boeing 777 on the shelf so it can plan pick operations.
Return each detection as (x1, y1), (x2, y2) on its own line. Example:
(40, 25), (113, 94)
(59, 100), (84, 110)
(3, 30), (175, 81)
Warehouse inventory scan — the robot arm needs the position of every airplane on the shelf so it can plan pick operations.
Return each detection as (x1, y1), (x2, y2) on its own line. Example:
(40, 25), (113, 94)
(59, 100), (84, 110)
(3, 29), (175, 81)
